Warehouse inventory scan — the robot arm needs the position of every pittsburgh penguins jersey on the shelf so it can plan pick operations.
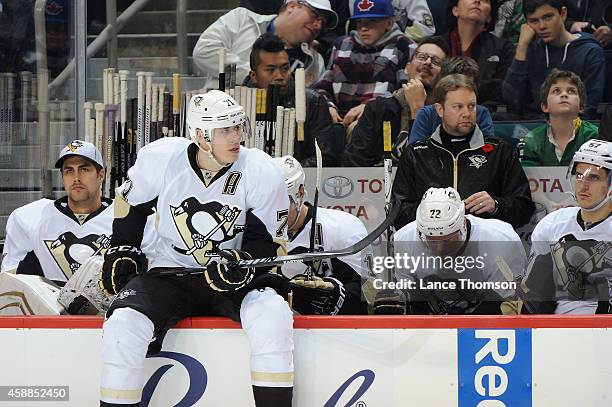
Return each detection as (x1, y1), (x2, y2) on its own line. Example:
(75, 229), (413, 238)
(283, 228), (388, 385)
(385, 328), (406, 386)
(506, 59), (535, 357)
(394, 215), (525, 314)
(1, 197), (114, 282)
(523, 207), (612, 314)
(283, 205), (370, 279)
(114, 137), (288, 270)
(282, 204), (371, 314)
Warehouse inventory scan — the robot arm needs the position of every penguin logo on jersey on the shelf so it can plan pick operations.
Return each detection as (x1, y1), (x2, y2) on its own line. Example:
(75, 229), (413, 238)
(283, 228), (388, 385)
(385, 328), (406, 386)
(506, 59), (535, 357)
(551, 235), (612, 299)
(44, 233), (111, 279)
(283, 223), (328, 278)
(171, 198), (244, 265)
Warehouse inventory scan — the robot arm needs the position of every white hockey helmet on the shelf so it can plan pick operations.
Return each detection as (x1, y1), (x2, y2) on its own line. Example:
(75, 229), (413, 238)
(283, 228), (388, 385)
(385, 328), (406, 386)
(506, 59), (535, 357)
(567, 140), (612, 211)
(187, 89), (248, 145)
(275, 155), (306, 205)
(416, 187), (466, 238)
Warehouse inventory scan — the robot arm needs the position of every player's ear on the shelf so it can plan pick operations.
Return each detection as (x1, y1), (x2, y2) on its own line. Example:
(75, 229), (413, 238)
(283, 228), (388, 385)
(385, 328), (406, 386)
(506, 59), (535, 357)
(298, 185), (305, 199)
(98, 168), (106, 183)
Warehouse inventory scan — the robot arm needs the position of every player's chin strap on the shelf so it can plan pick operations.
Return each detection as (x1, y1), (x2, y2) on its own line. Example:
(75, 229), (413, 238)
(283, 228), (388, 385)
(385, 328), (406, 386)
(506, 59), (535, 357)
(287, 195), (305, 234)
(195, 136), (230, 172)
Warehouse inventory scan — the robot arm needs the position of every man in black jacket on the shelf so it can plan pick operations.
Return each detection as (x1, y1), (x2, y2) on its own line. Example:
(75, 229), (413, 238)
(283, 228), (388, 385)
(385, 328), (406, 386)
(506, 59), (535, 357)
(566, 0), (612, 48)
(246, 33), (338, 166)
(392, 73), (535, 230)
(342, 36), (449, 167)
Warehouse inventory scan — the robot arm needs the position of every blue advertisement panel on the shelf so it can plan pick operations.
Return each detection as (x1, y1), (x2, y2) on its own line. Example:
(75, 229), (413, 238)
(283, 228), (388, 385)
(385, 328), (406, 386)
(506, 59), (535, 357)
(458, 328), (532, 407)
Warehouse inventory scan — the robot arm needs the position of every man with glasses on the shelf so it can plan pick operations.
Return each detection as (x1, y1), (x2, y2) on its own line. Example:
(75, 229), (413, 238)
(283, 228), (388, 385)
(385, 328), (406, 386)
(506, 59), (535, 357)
(392, 74), (534, 230)
(342, 36), (449, 166)
(521, 140), (612, 314)
(503, 0), (605, 119)
(193, 0), (338, 88)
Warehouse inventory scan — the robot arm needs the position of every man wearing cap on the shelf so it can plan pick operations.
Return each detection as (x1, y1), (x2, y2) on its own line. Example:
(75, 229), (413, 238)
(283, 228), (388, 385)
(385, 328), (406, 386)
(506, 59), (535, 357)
(1, 140), (113, 283)
(193, 0), (338, 87)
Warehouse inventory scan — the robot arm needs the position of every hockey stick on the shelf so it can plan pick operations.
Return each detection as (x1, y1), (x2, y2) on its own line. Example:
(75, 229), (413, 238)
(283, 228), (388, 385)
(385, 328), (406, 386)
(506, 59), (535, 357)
(218, 48), (226, 92)
(136, 72), (145, 150)
(383, 120), (394, 284)
(374, 120), (407, 315)
(144, 72), (153, 145)
(172, 73), (180, 137)
(148, 200), (401, 276)
(295, 68), (305, 142)
(305, 139), (322, 280)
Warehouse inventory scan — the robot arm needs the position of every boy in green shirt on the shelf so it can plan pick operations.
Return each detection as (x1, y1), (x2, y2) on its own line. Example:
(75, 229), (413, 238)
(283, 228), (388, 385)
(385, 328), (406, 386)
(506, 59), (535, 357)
(522, 69), (599, 166)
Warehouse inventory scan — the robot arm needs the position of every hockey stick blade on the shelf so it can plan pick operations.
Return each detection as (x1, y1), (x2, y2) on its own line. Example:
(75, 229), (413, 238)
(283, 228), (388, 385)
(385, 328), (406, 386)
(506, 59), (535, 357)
(149, 200), (401, 276)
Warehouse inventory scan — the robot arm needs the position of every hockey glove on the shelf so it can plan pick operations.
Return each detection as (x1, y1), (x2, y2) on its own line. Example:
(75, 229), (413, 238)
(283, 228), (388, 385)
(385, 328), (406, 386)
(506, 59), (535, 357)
(290, 274), (345, 315)
(204, 249), (255, 292)
(373, 289), (407, 315)
(100, 245), (147, 295)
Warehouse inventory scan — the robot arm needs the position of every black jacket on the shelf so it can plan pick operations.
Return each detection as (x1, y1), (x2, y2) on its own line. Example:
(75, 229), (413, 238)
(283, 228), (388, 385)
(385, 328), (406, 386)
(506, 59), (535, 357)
(444, 30), (515, 107)
(600, 105), (612, 141)
(243, 77), (338, 166)
(342, 92), (411, 167)
(392, 125), (535, 230)
(567, 0), (612, 48)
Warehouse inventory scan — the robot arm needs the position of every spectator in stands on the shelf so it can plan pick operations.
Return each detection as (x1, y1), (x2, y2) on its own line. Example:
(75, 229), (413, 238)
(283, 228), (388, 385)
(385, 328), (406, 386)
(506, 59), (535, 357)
(566, 0), (612, 48)
(314, 0), (413, 130)
(522, 69), (600, 166)
(600, 105), (612, 141)
(349, 0), (436, 41)
(409, 56), (494, 144)
(503, 0), (605, 119)
(392, 74), (535, 229)
(493, 0), (526, 45)
(341, 36), (449, 166)
(192, 0), (339, 87)
(443, 0), (515, 108)
(239, 0), (351, 61)
(245, 33), (337, 166)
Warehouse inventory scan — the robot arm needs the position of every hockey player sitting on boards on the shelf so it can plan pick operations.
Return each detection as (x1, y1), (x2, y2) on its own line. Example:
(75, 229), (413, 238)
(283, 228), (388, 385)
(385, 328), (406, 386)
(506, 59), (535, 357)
(98, 90), (294, 406)
(275, 155), (372, 315)
(521, 140), (612, 314)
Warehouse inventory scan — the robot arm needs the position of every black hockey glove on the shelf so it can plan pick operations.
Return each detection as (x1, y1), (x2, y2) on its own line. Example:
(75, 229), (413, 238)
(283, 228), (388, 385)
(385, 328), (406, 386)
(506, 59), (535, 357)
(100, 245), (147, 295)
(204, 249), (255, 292)
(290, 274), (345, 315)
(373, 289), (407, 315)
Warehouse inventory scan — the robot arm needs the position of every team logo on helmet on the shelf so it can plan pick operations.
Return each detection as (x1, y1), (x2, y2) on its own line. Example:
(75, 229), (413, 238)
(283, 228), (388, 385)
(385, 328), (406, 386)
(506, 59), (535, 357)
(66, 140), (84, 152)
(357, 0), (375, 12)
(171, 198), (245, 266)
(468, 155), (487, 169)
(284, 157), (295, 168)
(193, 96), (204, 107)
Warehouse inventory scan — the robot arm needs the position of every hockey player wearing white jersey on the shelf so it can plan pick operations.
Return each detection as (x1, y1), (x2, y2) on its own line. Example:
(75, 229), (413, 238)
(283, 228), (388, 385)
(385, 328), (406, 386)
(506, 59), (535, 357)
(275, 156), (370, 315)
(386, 187), (525, 315)
(1, 140), (111, 283)
(99, 90), (294, 406)
(521, 140), (612, 314)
